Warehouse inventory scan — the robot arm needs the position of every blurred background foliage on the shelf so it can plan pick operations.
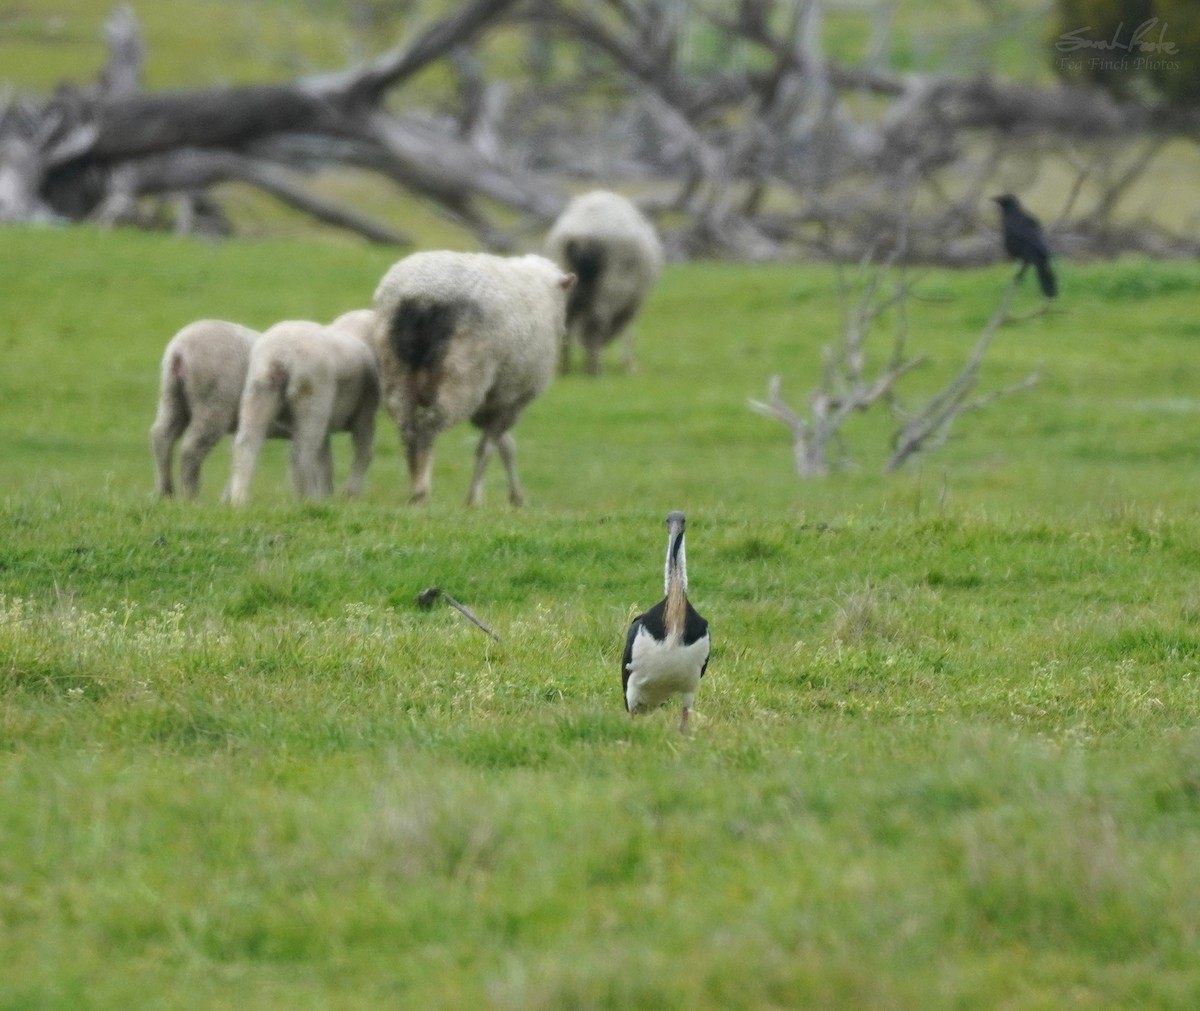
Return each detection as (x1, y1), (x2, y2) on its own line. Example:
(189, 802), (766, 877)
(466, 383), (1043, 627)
(1051, 0), (1200, 103)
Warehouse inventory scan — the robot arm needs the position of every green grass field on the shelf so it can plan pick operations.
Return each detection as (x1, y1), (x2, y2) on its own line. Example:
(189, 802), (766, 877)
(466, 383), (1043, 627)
(3, 224), (1200, 1008)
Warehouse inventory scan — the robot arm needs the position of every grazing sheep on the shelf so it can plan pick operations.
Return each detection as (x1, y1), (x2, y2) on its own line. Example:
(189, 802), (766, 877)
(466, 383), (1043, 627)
(227, 320), (380, 505)
(544, 189), (663, 375)
(371, 250), (576, 506)
(149, 319), (259, 499)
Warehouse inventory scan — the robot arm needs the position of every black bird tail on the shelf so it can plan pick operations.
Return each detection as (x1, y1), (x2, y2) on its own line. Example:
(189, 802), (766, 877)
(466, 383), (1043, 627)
(1036, 260), (1057, 298)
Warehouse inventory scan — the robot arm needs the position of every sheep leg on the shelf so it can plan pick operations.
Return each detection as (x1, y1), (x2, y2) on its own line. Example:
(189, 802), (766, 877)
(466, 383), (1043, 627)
(621, 327), (637, 375)
(149, 408), (186, 498)
(287, 380), (336, 499)
(228, 385), (282, 505)
(317, 437), (334, 497)
(291, 419), (333, 501)
(289, 438), (323, 499)
(467, 433), (495, 506)
(295, 434), (335, 498)
(612, 301), (640, 375)
(178, 423), (223, 500)
(584, 342), (602, 376)
(406, 434), (435, 504)
(495, 431), (526, 507)
(229, 424), (268, 506)
(343, 403), (375, 498)
(558, 332), (573, 374)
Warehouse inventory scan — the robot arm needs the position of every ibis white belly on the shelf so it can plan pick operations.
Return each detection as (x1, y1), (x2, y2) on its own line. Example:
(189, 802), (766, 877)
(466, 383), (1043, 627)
(625, 626), (710, 712)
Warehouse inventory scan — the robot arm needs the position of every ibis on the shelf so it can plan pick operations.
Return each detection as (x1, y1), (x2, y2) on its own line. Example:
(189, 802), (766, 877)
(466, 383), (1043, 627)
(622, 510), (712, 731)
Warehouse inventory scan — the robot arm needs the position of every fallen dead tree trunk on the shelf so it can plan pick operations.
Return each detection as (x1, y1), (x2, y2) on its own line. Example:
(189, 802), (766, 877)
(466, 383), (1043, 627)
(1, 0), (564, 246)
(4, 1), (1198, 261)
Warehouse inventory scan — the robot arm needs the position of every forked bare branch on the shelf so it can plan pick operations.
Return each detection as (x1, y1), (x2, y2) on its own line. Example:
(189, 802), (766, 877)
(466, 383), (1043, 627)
(752, 256), (1041, 476)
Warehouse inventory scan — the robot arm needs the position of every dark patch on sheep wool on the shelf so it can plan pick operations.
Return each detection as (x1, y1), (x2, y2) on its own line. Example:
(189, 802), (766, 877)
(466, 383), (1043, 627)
(388, 298), (468, 407)
(388, 298), (467, 369)
(563, 238), (606, 327)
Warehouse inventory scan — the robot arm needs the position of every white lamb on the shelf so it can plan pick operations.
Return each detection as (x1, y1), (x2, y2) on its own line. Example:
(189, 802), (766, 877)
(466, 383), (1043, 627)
(328, 308), (376, 343)
(149, 318), (259, 499)
(544, 189), (663, 375)
(371, 250), (576, 506)
(227, 320), (380, 505)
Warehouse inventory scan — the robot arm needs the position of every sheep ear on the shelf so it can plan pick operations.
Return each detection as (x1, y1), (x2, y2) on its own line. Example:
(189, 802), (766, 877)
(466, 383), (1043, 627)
(559, 272), (577, 290)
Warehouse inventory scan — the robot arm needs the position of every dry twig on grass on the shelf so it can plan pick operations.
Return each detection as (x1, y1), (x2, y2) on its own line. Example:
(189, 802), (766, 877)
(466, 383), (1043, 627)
(417, 586), (501, 642)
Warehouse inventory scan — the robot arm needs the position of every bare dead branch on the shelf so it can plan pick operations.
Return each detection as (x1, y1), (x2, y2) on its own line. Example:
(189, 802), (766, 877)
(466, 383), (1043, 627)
(749, 252), (931, 477)
(331, 0), (522, 108)
(748, 375), (825, 477)
(886, 275), (1038, 472)
(96, 5), (144, 99)
(753, 245), (1043, 478)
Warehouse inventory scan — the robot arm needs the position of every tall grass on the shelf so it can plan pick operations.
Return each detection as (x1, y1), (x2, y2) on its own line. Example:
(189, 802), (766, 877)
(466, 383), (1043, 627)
(3, 226), (1200, 1008)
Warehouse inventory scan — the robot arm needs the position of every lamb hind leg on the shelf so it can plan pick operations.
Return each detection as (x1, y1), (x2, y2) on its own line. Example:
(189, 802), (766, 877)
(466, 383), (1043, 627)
(292, 418), (335, 500)
(319, 438), (334, 497)
(179, 423), (223, 500)
(288, 383), (336, 499)
(229, 424), (268, 505)
(466, 433), (496, 506)
(495, 431), (526, 506)
(228, 386), (282, 505)
(343, 401), (376, 498)
(149, 410), (185, 497)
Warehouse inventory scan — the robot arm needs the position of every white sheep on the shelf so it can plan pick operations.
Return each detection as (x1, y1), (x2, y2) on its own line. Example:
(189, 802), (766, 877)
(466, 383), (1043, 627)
(544, 189), (663, 375)
(371, 250), (576, 506)
(227, 320), (380, 505)
(149, 318), (259, 499)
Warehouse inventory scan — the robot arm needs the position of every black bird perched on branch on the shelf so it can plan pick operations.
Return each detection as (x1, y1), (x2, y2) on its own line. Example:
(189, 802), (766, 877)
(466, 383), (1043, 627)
(622, 511), (711, 732)
(992, 194), (1057, 298)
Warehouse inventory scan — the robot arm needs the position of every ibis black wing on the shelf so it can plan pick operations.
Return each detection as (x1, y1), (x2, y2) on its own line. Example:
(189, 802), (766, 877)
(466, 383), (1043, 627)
(685, 603), (711, 679)
(621, 614), (644, 708)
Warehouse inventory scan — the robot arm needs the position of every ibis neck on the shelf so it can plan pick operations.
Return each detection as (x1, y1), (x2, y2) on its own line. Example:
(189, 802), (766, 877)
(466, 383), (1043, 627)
(664, 531), (688, 640)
